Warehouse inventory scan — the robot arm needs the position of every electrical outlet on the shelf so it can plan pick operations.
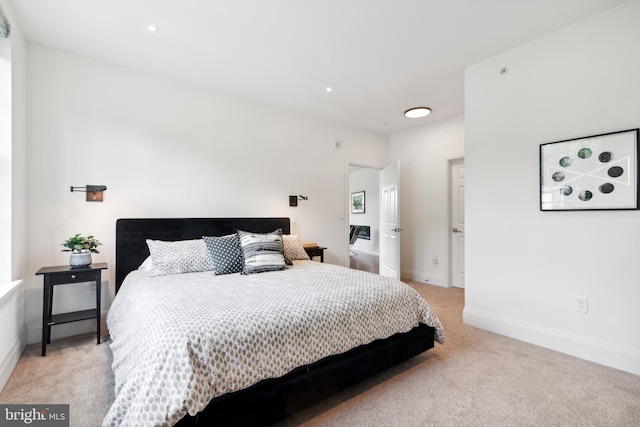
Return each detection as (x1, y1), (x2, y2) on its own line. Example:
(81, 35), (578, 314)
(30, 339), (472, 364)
(432, 256), (438, 265)
(575, 295), (588, 313)
(424, 278), (429, 283)
(90, 283), (97, 294)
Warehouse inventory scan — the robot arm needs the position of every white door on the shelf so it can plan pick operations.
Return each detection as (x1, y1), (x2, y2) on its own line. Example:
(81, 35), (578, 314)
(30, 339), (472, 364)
(450, 158), (465, 288)
(380, 161), (401, 279)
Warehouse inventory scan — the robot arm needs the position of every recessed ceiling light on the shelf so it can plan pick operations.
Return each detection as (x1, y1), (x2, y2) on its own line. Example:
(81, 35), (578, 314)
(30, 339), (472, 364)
(325, 87), (333, 93)
(147, 24), (158, 32)
(404, 107), (431, 119)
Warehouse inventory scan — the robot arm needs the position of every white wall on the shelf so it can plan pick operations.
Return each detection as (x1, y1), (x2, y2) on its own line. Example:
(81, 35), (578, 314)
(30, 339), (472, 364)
(9, 6), (26, 285)
(348, 167), (379, 254)
(464, 0), (640, 375)
(0, 0), (27, 392)
(0, 12), (10, 281)
(24, 43), (388, 343)
(389, 115), (465, 286)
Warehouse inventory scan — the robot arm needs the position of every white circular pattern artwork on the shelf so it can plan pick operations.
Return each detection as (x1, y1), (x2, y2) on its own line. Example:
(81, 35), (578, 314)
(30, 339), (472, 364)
(540, 129), (638, 210)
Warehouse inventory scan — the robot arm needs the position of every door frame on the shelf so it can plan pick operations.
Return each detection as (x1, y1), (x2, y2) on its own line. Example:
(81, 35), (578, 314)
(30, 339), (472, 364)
(446, 155), (465, 288)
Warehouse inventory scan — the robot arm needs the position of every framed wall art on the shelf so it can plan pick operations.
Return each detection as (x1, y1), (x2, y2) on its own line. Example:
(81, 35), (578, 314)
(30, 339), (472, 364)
(351, 191), (365, 214)
(540, 128), (639, 211)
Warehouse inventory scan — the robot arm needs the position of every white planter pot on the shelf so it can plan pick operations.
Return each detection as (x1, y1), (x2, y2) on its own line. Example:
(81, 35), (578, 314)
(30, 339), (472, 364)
(69, 252), (92, 268)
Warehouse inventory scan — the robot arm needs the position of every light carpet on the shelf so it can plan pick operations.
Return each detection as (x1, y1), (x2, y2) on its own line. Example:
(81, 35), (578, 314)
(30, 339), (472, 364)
(1, 282), (638, 426)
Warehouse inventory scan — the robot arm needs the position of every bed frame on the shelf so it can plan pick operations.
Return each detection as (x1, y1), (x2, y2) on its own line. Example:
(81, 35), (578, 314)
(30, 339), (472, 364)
(115, 217), (435, 426)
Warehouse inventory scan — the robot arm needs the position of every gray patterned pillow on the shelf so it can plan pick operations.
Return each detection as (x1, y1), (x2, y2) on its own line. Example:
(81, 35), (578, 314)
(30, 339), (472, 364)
(203, 234), (244, 275)
(283, 234), (310, 261)
(237, 229), (287, 275)
(146, 239), (214, 276)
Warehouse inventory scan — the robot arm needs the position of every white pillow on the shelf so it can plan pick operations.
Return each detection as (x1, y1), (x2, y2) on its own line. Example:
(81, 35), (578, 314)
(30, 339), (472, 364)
(146, 239), (214, 276)
(138, 256), (154, 271)
(283, 234), (310, 261)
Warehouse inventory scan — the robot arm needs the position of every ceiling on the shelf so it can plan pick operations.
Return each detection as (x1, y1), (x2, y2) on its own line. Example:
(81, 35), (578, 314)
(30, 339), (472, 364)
(8, 0), (629, 134)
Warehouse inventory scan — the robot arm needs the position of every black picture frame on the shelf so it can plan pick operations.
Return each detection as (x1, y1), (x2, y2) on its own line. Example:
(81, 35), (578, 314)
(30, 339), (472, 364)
(539, 128), (639, 211)
(351, 191), (365, 214)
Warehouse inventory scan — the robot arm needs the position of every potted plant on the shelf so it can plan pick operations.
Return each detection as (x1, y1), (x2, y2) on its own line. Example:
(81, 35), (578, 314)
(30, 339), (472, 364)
(62, 234), (102, 268)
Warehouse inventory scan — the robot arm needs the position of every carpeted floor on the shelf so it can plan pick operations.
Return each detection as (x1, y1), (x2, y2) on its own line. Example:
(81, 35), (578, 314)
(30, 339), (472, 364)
(1, 282), (639, 426)
(0, 333), (114, 426)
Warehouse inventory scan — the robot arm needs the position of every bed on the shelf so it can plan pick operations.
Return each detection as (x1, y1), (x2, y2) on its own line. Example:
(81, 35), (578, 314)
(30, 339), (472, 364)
(105, 217), (444, 427)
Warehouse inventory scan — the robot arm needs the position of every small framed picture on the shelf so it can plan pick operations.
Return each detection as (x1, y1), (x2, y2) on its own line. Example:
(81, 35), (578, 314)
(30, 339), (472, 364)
(540, 128), (639, 211)
(351, 191), (365, 214)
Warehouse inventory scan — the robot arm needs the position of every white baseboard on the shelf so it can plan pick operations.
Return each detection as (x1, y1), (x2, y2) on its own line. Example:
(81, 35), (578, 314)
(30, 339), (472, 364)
(350, 248), (379, 256)
(463, 306), (640, 376)
(401, 268), (445, 287)
(0, 330), (27, 393)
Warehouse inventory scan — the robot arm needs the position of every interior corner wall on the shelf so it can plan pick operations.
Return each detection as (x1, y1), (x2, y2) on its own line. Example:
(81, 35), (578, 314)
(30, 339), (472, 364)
(0, 11), (11, 282)
(388, 115), (464, 286)
(7, 5), (26, 284)
(0, 0), (27, 393)
(348, 167), (379, 255)
(464, 0), (640, 375)
(24, 43), (388, 344)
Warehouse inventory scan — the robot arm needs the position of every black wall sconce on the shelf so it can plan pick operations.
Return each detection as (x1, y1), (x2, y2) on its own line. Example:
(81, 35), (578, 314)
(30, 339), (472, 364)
(289, 195), (308, 207)
(71, 185), (108, 202)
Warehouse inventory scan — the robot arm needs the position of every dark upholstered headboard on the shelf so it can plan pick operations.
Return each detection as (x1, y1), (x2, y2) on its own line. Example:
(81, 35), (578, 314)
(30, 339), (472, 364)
(115, 217), (291, 293)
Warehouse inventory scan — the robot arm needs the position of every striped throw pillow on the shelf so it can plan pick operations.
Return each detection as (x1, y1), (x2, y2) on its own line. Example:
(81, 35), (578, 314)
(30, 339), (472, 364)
(237, 229), (287, 275)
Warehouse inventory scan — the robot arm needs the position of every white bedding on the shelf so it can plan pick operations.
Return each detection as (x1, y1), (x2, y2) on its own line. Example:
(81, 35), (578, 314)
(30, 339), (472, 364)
(104, 261), (444, 427)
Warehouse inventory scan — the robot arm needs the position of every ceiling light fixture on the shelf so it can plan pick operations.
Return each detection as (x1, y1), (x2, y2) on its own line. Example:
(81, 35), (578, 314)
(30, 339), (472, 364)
(147, 24), (158, 32)
(325, 87), (333, 93)
(404, 107), (431, 119)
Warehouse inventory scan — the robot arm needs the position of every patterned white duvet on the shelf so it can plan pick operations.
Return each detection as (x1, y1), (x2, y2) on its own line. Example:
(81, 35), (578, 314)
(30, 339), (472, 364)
(104, 261), (444, 427)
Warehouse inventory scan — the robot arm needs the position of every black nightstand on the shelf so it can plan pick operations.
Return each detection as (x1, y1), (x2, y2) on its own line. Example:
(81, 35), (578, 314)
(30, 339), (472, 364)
(36, 263), (108, 356)
(304, 247), (327, 263)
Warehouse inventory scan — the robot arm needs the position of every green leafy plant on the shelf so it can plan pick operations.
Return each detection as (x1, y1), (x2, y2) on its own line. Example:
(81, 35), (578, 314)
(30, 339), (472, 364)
(61, 234), (102, 254)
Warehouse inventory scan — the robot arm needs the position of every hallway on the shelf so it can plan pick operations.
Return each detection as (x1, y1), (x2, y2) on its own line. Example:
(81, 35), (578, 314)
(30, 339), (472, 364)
(349, 250), (379, 274)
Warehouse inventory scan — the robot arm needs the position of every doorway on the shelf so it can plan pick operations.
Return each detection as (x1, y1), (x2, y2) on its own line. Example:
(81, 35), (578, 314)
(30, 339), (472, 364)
(348, 165), (380, 273)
